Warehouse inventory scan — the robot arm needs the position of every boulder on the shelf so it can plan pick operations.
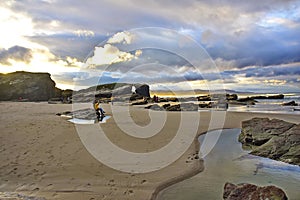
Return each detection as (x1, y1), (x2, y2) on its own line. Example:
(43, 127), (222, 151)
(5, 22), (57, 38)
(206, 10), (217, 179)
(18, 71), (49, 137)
(135, 84), (150, 97)
(223, 182), (288, 200)
(239, 118), (300, 166)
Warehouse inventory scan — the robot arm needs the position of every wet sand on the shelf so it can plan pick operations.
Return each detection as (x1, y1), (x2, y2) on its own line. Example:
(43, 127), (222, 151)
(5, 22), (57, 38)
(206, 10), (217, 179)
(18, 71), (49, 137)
(0, 102), (299, 199)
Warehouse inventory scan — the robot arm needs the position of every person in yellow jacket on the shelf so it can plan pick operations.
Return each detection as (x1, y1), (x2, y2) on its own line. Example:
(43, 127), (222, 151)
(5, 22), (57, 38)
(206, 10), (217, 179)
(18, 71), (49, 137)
(93, 100), (105, 121)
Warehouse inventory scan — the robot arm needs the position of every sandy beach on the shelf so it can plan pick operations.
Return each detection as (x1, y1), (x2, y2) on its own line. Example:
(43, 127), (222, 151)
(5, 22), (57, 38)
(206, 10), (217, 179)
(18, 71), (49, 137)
(0, 102), (299, 200)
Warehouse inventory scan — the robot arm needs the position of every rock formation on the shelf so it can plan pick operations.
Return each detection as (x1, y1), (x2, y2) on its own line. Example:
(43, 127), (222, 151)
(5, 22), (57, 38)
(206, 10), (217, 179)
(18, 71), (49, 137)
(0, 71), (59, 101)
(239, 117), (300, 166)
(73, 83), (150, 103)
(223, 182), (287, 200)
(282, 101), (298, 106)
(145, 102), (212, 111)
(226, 94), (238, 100)
(135, 84), (150, 97)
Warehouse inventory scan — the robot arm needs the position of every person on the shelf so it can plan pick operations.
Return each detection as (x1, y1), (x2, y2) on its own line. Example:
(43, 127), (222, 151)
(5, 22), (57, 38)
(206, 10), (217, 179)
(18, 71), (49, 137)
(93, 100), (105, 121)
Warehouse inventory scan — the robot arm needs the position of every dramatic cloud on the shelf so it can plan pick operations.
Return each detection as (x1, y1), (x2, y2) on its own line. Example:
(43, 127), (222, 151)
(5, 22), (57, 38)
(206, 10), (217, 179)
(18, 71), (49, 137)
(0, 0), (299, 92)
(107, 31), (134, 44)
(0, 46), (32, 65)
(85, 44), (142, 67)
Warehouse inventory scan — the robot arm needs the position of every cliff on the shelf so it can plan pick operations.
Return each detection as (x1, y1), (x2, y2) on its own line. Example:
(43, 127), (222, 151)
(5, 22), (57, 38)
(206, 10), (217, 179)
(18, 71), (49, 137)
(0, 71), (58, 101)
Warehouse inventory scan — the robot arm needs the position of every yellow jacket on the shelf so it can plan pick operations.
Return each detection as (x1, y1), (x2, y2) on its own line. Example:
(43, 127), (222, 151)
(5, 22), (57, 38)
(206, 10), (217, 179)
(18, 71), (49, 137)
(94, 102), (100, 110)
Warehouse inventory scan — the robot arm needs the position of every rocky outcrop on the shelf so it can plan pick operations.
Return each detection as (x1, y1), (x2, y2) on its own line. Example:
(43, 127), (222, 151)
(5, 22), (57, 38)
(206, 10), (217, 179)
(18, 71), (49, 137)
(223, 182), (287, 200)
(0, 71), (58, 101)
(236, 94), (284, 105)
(145, 104), (164, 111)
(282, 101), (298, 106)
(145, 102), (211, 111)
(236, 97), (257, 105)
(135, 84), (150, 97)
(73, 83), (150, 103)
(226, 94), (238, 100)
(197, 95), (211, 101)
(239, 118), (300, 166)
(131, 99), (148, 105)
(251, 94), (284, 99)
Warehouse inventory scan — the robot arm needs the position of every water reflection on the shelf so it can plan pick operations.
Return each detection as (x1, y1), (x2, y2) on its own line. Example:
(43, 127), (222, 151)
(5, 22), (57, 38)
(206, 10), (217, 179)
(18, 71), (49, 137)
(68, 116), (111, 124)
(157, 129), (300, 200)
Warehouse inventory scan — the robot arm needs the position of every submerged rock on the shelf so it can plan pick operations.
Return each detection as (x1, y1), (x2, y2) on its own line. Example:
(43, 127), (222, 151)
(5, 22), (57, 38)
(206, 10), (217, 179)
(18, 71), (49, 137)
(223, 182), (288, 200)
(239, 118), (300, 166)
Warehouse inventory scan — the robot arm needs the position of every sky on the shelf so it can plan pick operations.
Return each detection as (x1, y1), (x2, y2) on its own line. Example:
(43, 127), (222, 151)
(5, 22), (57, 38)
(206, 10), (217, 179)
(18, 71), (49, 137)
(0, 0), (300, 93)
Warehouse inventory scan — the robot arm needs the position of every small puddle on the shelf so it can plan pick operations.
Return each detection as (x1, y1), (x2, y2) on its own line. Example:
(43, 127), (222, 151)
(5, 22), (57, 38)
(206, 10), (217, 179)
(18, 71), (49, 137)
(68, 116), (111, 124)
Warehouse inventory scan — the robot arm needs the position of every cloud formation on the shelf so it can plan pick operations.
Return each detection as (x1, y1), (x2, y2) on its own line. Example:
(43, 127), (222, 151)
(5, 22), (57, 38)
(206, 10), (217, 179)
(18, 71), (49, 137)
(0, 0), (299, 92)
(0, 46), (32, 65)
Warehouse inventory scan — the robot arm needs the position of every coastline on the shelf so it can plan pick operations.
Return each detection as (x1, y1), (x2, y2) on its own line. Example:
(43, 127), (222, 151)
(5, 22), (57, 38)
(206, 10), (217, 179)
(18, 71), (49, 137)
(0, 102), (299, 200)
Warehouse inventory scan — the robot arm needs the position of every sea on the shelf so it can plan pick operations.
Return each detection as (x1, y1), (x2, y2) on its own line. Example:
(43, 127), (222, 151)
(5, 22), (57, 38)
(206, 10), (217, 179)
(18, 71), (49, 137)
(228, 92), (300, 114)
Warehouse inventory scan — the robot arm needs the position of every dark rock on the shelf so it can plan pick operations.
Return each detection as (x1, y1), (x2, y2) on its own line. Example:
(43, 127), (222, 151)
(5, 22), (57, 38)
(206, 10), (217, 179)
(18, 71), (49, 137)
(237, 97), (257, 104)
(249, 94), (284, 100)
(135, 84), (150, 97)
(199, 102), (212, 108)
(95, 92), (112, 99)
(166, 104), (181, 111)
(162, 103), (170, 109)
(237, 94), (284, 103)
(131, 99), (148, 105)
(73, 83), (150, 103)
(226, 94), (238, 100)
(130, 93), (144, 101)
(165, 97), (179, 102)
(229, 100), (255, 106)
(239, 118), (300, 166)
(282, 101), (298, 106)
(197, 95), (211, 101)
(145, 104), (164, 111)
(0, 71), (58, 101)
(144, 105), (152, 109)
(223, 182), (238, 199)
(223, 182), (288, 200)
(158, 98), (168, 102)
